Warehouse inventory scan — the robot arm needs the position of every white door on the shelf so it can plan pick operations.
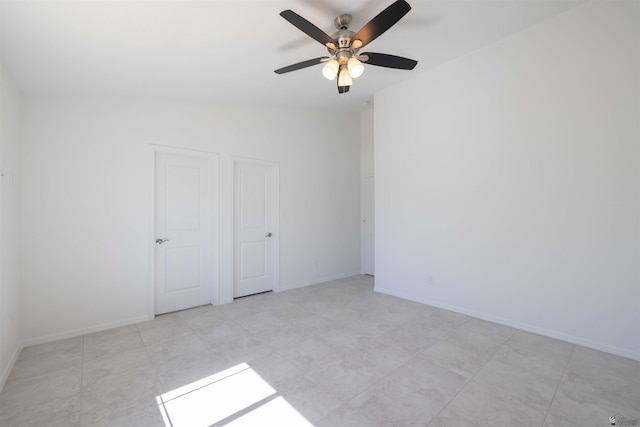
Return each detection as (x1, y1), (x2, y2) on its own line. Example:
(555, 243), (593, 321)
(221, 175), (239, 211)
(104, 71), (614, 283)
(234, 162), (276, 298)
(363, 176), (375, 275)
(155, 152), (213, 314)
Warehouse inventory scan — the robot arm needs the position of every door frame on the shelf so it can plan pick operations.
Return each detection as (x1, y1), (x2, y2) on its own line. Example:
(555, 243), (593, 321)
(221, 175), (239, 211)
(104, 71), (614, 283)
(230, 156), (280, 297)
(148, 145), (220, 319)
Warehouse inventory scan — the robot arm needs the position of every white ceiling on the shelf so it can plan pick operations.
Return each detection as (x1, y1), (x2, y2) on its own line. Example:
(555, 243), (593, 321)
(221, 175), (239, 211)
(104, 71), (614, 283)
(1, 0), (584, 112)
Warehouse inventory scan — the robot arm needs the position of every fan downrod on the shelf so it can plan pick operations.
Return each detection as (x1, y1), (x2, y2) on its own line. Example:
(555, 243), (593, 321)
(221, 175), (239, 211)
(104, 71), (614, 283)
(334, 14), (352, 30)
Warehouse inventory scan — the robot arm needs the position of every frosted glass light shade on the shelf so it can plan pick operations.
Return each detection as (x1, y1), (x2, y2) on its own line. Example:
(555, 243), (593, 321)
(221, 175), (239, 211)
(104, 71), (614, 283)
(322, 60), (339, 80)
(347, 57), (364, 78)
(338, 66), (352, 87)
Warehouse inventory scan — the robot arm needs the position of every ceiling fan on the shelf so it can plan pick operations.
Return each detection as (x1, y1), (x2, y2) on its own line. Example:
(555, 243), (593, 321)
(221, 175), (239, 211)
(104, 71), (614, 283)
(274, 0), (418, 94)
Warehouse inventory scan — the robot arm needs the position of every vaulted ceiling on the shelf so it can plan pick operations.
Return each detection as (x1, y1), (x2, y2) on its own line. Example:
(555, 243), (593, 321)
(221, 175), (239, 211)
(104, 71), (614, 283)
(1, 0), (584, 111)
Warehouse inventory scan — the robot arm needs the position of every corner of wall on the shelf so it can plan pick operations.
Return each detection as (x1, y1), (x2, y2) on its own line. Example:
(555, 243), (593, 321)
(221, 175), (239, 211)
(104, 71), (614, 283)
(0, 61), (24, 391)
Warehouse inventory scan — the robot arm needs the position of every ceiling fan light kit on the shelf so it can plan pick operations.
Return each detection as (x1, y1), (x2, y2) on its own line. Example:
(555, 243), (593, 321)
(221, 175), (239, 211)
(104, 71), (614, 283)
(347, 57), (365, 78)
(275, 0), (418, 94)
(322, 59), (340, 80)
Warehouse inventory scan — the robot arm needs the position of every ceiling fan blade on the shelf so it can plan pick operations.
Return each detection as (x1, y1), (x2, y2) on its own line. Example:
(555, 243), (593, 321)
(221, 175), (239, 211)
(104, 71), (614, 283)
(280, 10), (337, 49)
(361, 52), (417, 70)
(274, 57), (331, 74)
(352, 0), (411, 49)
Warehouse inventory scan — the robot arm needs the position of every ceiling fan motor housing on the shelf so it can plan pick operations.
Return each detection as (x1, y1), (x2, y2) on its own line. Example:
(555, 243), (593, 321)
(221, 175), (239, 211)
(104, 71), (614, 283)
(329, 15), (358, 63)
(332, 29), (355, 49)
(330, 14), (356, 53)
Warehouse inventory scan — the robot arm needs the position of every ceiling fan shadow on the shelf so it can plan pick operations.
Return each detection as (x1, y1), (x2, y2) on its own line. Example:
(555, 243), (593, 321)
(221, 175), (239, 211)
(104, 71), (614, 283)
(277, 36), (315, 52)
(299, 0), (342, 17)
(398, 16), (439, 28)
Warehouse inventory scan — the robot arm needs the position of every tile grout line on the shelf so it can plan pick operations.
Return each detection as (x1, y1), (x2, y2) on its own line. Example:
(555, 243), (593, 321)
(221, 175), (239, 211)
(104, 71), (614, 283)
(426, 326), (518, 426)
(316, 308), (487, 425)
(545, 347), (640, 422)
(78, 334), (85, 425)
(138, 320), (175, 427)
(540, 344), (576, 427)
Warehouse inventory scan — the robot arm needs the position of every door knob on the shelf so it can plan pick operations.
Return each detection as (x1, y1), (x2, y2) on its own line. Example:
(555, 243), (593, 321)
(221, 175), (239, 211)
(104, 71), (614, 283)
(265, 232), (273, 238)
(155, 238), (169, 244)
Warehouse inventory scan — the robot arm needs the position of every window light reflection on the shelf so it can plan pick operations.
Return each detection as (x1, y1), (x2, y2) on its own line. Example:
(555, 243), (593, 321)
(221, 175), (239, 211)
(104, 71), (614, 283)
(156, 363), (313, 427)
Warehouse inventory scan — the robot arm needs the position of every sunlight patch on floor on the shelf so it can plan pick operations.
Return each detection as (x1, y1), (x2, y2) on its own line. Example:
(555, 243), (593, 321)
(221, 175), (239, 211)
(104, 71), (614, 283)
(225, 396), (314, 426)
(156, 363), (313, 426)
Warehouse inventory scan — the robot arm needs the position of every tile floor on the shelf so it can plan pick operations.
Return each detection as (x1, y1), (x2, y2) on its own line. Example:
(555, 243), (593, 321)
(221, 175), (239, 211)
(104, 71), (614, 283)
(0, 275), (638, 426)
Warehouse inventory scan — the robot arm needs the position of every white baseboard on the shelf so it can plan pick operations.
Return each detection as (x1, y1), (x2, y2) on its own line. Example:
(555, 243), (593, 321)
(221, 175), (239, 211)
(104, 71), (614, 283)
(21, 314), (151, 348)
(0, 343), (24, 392)
(280, 271), (362, 292)
(375, 286), (640, 362)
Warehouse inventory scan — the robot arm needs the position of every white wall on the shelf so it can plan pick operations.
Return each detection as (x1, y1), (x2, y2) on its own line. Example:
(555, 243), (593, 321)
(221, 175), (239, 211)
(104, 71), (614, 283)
(0, 62), (22, 388)
(360, 108), (374, 179)
(360, 107), (374, 273)
(375, 1), (639, 359)
(20, 98), (361, 343)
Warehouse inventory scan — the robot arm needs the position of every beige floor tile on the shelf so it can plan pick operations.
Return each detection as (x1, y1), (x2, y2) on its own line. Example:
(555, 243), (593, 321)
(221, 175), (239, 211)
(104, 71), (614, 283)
(0, 275), (635, 427)
(315, 403), (379, 427)
(349, 378), (441, 426)
(549, 383), (640, 427)
(381, 331), (441, 356)
(347, 312), (405, 337)
(569, 346), (640, 382)
(542, 412), (581, 427)
(182, 310), (233, 334)
(280, 377), (343, 423)
(82, 347), (154, 388)
(346, 338), (414, 374)
(270, 304), (316, 323)
(277, 336), (338, 370)
(492, 343), (569, 382)
(234, 311), (290, 335)
(390, 357), (468, 403)
(145, 332), (208, 366)
(136, 317), (193, 346)
(0, 365), (81, 411)
(8, 339), (82, 382)
(316, 324), (377, 353)
(254, 323), (311, 349)
(508, 330), (575, 362)
(0, 393), (80, 427)
(248, 353), (306, 390)
(428, 407), (482, 427)
(16, 336), (82, 361)
(473, 359), (559, 412)
(290, 313), (338, 336)
(80, 371), (162, 426)
(83, 325), (138, 342)
(422, 307), (470, 328)
(562, 363), (640, 410)
(447, 381), (546, 427)
(419, 339), (493, 379)
(380, 321), (445, 354)
(304, 354), (385, 400)
(196, 322), (254, 347)
(153, 349), (233, 392)
(209, 336), (274, 365)
(135, 311), (183, 331)
(81, 399), (165, 427)
(175, 303), (219, 322)
(456, 318), (516, 342)
(83, 329), (144, 362)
